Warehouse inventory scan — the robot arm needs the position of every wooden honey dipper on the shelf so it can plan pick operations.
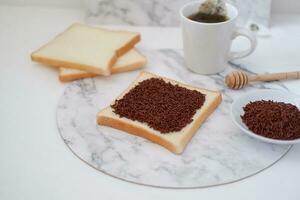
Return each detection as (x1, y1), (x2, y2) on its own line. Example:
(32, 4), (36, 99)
(225, 70), (300, 89)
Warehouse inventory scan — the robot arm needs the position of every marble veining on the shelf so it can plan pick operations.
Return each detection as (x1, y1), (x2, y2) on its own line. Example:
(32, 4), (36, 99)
(57, 49), (291, 188)
(85, 0), (271, 34)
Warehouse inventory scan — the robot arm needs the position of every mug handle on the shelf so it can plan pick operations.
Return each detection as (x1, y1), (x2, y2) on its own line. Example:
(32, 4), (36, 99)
(228, 28), (257, 60)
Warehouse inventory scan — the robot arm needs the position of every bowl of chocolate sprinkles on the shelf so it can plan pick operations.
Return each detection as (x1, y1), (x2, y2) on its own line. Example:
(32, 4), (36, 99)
(231, 89), (300, 144)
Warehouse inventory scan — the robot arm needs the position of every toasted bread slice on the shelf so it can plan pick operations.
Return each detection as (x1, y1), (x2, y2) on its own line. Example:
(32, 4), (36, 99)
(31, 24), (140, 75)
(97, 72), (222, 154)
(58, 49), (146, 82)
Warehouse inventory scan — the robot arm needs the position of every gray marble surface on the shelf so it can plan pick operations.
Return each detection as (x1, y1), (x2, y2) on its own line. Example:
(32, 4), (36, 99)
(57, 49), (291, 188)
(85, 0), (271, 34)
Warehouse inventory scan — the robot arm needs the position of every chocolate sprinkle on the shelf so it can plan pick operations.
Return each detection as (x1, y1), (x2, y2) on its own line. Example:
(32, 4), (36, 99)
(111, 78), (206, 133)
(241, 100), (300, 140)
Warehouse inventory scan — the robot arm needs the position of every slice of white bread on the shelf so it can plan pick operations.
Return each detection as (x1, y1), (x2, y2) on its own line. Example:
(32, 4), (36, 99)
(58, 49), (146, 82)
(31, 23), (140, 75)
(97, 72), (222, 154)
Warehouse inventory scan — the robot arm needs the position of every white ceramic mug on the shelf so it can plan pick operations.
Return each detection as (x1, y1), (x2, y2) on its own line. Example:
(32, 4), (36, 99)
(180, 1), (257, 74)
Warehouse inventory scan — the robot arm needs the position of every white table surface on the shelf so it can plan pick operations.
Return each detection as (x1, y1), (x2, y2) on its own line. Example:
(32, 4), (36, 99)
(0, 5), (300, 200)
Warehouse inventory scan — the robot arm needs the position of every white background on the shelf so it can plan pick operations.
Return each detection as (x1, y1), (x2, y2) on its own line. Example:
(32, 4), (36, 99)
(0, 1), (300, 200)
(0, 0), (300, 12)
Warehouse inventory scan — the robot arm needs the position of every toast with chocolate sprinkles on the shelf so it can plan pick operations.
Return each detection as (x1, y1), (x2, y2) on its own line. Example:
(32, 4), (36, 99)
(97, 72), (222, 154)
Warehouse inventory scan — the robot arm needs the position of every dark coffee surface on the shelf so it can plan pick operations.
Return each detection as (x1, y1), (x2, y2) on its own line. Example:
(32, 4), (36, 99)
(188, 12), (228, 23)
(241, 100), (300, 140)
(111, 78), (206, 133)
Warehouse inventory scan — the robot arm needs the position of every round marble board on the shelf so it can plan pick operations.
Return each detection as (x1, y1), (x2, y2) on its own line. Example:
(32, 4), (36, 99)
(57, 49), (291, 188)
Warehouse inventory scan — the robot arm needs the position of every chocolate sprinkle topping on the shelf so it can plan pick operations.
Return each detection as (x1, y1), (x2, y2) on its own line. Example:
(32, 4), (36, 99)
(241, 100), (300, 140)
(111, 78), (206, 133)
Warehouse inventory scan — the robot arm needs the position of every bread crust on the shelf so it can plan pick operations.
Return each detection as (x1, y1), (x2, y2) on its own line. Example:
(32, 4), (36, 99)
(97, 71), (222, 154)
(116, 34), (141, 57)
(31, 55), (113, 75)
(97, 114), (179, 153)
(58, 68), (97, 82)
(31, 23), (141, 76)
(58, 52), (146, 82)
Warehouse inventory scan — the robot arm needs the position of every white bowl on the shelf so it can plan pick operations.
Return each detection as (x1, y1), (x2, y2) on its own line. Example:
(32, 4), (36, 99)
(231, 89), (300, 145)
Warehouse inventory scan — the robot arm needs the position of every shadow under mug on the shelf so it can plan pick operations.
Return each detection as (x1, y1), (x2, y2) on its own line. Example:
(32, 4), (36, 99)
(180, 1), (257, 74)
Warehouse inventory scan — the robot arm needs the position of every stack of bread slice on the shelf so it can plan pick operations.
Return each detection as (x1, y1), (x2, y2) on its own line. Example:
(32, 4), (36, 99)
(31, 24), (146, 81)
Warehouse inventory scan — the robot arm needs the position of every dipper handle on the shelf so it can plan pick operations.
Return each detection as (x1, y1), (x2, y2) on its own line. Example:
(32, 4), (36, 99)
(250, 71), (300, 82)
